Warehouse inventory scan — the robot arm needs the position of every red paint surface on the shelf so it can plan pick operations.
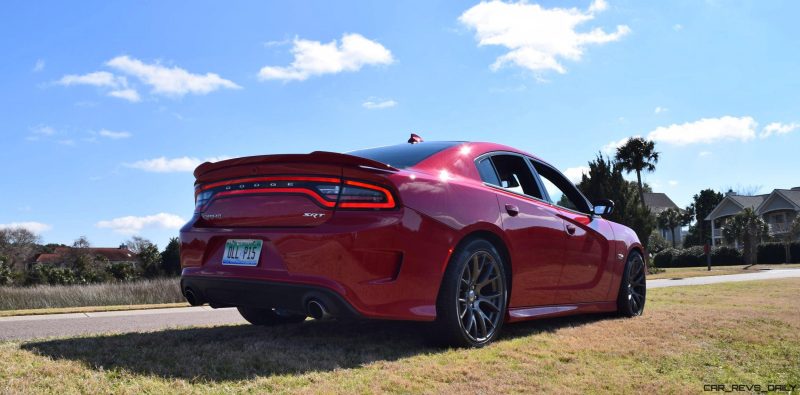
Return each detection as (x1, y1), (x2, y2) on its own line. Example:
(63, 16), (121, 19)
(181, 142), (642, 322)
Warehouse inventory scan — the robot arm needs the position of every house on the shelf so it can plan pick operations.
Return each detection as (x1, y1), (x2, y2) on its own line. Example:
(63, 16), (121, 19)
(34, 247), (137, 267)
(705, 187), (800, 247)
(643, 192), (684, 246)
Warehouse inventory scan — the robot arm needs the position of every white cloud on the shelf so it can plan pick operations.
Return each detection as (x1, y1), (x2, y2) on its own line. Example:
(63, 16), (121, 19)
(99, 129), (131, 139)
(258, 33), (394, 82)
(58, 71), (124, 88)
(698, 151), (712, 157)
(362, 99), (397, 109)
(760, 122), (799, 138)
(31, 125), (55, 136)
(673, 24), (683, 31)
(647, 116), (757, 145)
(96, 213), (185, 235)
(654, 106), (668, 114)
(668, 180), (679, 187)
(0, 221), (52, 233)
(33, 59), (45, 72)
(563, 166), (589, 184)
(108, 88), (141, 102)
(107, 55), (241, 96)
(125, 156), (230, 173)
(459, 0), (630, 74)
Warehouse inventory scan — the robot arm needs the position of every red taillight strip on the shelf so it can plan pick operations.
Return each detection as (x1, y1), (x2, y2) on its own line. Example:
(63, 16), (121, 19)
(199, 176), (342, 192)
(339, 180), (396, 209)
(213, 188), (336, 208)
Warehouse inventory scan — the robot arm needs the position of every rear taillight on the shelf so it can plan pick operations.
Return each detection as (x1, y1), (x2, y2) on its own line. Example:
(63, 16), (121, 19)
(194, 177), (396, 212)
(338, 180), (396, 209)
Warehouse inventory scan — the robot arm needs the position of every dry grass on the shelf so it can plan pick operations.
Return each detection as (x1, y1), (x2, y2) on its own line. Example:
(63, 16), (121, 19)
(1, 279), (799, 393)
(0, 303), (189, 318)
(648, 263), (800, 280)
(0, 278), (184, 311)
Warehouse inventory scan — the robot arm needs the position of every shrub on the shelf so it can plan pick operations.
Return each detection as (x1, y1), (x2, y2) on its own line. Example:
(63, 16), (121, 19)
(711, 246), (744, 265)
(26, 264), (81, 286)
(757, 242), (786, 264)
(652, 245), (744, 267)
(653, 248), (675, 268)
(647, 232), (670, 255)
(106, 262), (139, 281)
(757, 241), (800, 264)
(0, 260), (13, 286)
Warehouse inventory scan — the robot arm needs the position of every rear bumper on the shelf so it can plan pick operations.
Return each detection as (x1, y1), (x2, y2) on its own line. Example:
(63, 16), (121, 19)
(181, 276), (361, 319)
(179, 208), (459, 321)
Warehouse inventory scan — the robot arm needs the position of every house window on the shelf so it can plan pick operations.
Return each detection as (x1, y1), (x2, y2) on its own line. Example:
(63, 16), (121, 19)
(774, 213), (785, 224)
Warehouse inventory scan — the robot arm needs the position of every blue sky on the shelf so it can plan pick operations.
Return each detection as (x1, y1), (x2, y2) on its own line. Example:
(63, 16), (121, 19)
(1, 0), (798, 248)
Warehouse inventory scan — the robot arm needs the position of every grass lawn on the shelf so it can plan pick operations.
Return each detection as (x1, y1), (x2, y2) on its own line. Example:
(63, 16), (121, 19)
(1, 279), (799, 393)
(648, 263), (800, 280)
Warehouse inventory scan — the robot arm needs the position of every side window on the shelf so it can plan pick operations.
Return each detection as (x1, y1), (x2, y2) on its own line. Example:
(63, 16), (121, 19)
(530, 160), (589, 213)
(476, 158), (500, 185)
(489, 155), (543, 199)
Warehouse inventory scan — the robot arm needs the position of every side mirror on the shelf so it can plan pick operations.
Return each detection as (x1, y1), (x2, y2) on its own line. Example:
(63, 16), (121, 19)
(592, 199), (614, 216)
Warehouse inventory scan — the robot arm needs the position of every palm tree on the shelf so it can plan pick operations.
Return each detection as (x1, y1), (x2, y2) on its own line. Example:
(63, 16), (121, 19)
(722, 208), (769, 265)
(656, 208), (690, 248)
(615, 137), (659, 209)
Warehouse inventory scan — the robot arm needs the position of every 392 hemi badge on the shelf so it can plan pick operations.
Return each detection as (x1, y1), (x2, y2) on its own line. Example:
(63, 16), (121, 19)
(202, 213), (222, 220)
(303, 212), (326, 218)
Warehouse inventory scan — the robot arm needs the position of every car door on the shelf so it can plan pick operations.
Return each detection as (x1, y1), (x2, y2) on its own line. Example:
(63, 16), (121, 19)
(476, 154), (568, 307)
(529, 159), (617, 304)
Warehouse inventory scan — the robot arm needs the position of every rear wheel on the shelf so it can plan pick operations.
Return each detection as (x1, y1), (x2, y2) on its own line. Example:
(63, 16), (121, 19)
(617, 251), (646, 317)
(435, 238), (508, 348)
(237, 306), (307, 326)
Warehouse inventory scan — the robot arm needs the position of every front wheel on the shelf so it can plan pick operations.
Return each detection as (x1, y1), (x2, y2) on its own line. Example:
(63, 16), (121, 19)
(617, 251), (646, 317)
(237, 306), (307, 326)
(435, 238), (508, 348)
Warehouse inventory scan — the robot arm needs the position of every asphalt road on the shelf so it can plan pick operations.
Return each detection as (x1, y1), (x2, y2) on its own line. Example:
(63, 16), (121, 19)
(1, 269), (798, 342)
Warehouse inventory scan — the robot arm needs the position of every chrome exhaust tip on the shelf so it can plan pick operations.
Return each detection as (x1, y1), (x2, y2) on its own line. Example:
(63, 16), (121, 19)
(307, 299), (331, 320)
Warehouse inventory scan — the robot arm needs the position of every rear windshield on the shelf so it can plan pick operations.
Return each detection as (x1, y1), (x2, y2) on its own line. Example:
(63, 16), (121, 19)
(347, 141), (462, 168)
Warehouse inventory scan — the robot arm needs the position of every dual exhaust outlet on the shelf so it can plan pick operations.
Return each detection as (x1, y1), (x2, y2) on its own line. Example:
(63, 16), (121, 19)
(183, 287), (333, 320)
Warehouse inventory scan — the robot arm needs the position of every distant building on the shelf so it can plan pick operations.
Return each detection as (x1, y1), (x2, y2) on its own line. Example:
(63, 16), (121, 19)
(643, 192), (684, 246)
(34, 247), (137, 267)
(705, 187), (800, 247)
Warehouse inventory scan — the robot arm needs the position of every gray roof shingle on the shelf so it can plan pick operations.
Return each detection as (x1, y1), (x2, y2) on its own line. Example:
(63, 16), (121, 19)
(642, 192), (680, 213)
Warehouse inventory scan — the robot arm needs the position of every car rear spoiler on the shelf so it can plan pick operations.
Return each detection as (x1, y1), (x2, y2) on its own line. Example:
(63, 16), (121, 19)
(193, 151), (399, 179)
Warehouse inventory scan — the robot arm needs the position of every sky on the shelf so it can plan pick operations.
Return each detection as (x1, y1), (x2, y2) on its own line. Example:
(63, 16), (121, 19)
(1, 0), (798, 248)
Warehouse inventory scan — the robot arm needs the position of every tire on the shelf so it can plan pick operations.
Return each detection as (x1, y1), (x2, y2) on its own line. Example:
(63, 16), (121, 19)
(237, 306), (307, 326)
(616, 251), (646, 317)
(435, 238), (508, 348)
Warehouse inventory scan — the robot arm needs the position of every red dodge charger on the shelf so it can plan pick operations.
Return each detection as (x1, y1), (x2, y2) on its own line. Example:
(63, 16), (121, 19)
(180, 139), (646, 347)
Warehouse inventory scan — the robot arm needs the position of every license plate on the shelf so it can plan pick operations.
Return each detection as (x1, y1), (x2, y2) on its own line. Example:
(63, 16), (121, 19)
(222, 239), (263, 266)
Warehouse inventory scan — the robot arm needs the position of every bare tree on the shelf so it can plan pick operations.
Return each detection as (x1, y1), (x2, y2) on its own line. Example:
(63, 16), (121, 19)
(125, 236), (154, 255)
(0, 228), (41, 270)
(773, 215), (800, 263)
(72, 236), (91, 249)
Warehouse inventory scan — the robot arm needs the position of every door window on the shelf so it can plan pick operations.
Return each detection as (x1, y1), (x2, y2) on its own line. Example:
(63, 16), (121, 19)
(487, 155), (544, 199)
(530, 160), (590, 213)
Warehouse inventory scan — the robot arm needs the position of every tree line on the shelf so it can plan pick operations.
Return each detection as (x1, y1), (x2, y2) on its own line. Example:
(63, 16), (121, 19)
(0, 230), (181, 286)
(574, 137), (800, 266)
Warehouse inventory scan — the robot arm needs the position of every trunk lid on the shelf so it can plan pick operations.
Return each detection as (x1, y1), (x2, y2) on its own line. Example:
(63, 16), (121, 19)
(193, 152), (397, 228)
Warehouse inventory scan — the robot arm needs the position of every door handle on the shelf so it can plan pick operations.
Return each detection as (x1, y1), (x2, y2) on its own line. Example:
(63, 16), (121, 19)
(505, 204), (519, 217)
(565, 224), (576, 235)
